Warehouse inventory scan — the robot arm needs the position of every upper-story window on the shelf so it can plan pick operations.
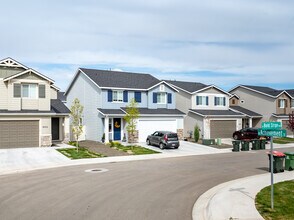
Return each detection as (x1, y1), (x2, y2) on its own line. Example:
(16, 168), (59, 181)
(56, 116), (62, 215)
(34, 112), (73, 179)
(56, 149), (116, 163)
(278, 99), (286, 108)
(134, 91), (141, 103)
(196, 96), (208, 106)
(291, 100), (294, 108)
(157, 92), (166, 104)
(112, 90), (123, 102)
(214, 97), (226, 106)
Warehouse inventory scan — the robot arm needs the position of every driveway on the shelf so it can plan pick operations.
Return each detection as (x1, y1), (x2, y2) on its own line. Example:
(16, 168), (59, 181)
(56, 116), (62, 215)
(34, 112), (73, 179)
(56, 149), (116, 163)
(140, 140), (229, 155)
(0, 147), (70, 174)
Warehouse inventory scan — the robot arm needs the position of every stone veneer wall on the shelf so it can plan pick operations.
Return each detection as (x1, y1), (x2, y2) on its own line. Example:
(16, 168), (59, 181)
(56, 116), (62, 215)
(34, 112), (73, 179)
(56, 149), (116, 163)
(128, 130), (138, 143)
(177, 129), (183, 140)
(41, 134), (52, 147)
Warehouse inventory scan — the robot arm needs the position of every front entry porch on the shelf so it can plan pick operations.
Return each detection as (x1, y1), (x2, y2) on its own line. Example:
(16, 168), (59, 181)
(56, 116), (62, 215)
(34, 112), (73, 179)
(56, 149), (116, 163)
(104, 117), (125, 143)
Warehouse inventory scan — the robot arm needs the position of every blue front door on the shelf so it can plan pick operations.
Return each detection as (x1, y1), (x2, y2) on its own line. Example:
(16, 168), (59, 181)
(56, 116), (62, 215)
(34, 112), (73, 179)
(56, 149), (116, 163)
(113, 118), (121, 140)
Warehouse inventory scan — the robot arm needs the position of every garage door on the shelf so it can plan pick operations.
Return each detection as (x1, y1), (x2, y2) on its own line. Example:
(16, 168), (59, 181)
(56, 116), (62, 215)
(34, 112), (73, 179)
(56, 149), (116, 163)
(0, 120), (39, 149)
(210, 120), (236, 139)
(282, 120), (292, 135)
(137, 119), (177, 142)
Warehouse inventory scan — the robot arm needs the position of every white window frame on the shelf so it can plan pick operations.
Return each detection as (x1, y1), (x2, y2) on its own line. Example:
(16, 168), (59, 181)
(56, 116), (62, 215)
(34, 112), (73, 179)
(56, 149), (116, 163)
(197, 96), (208, 106)
(109, 118), (113, 140)
(112, 90), (123, 102)
(157, 92), (166, 104)
(215, 96), (226, 106)
(21, 84), (38, 99)
(291, 99), (294, 108)
(279, 99), (285, 108)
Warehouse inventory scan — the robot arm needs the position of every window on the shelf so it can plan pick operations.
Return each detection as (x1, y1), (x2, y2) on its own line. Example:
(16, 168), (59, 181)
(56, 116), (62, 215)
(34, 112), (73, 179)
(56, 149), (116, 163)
(134, 91), (141, 103)
(240, 100), (245, 104)
(22, 84), (37, 98)
(112, 91), (123, 102)
(196, 96), (208, 105)
(215, 97), (226, 106)
(157, 92), (166, 104)
(232, 99), (236, 104)
(292, 100), (294, 108)
(279, 99), (285, 108)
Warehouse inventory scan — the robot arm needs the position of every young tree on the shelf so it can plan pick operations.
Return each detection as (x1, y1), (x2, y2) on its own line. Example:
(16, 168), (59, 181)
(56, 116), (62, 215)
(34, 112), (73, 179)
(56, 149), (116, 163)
(194, 124), (200, 142)
(288, 111), (294, 136)
(124, 98), (140, 143)
(70, 98), (84, 152)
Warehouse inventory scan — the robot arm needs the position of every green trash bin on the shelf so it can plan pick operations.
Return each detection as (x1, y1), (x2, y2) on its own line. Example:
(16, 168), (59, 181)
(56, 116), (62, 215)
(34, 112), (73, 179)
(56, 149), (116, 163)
(232, 140), (241, 152)
(251, 139), (260, 150)
(284, 152), (294, 171)
(260, 139), (266, 150)
(241, 140), (250, 151)
(267, 151), (285, 173)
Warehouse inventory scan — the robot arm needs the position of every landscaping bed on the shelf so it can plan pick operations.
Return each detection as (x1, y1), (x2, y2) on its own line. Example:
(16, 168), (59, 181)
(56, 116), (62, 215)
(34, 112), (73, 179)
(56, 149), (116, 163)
(108, 141), (160, 155)
(57, 147), (105, 159)
(255, 180), (294, 220)
(273, 137), (294, 144)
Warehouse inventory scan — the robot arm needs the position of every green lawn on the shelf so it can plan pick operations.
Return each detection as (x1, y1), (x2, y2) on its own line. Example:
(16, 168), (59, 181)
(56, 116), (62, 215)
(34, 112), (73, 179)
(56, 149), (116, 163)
(255, 180), (294, 220)
(57, 147), (105, 159)
(273, 137), (294, 144)
(109, 141), (160, 155)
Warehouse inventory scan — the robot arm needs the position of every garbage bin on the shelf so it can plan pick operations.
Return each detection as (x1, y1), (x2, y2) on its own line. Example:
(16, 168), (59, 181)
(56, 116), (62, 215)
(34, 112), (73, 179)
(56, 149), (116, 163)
(232, 140), (241, 152)
(260, 139), (266, 150)
(251, 139), (260, 150)
(241, 140), (250, 151)
(267, 151), (286, 173)
(284, 152), (294, 171)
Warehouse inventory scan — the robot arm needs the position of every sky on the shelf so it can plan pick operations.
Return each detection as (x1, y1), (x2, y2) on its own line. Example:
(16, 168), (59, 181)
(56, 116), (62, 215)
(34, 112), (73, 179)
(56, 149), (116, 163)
(0, 0), (293, 91)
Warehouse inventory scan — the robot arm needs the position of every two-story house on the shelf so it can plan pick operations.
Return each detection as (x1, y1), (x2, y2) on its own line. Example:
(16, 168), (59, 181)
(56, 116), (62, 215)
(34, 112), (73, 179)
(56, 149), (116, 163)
(65, 68), (185, 143)
(0, 57), (70, 149)
(229, 85), (294, 135)
(165, 80), (244, 139)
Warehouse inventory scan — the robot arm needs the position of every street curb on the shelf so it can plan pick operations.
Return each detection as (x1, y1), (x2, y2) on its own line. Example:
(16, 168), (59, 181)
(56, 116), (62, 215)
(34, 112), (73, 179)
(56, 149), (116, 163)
(192, 172), (294, 220)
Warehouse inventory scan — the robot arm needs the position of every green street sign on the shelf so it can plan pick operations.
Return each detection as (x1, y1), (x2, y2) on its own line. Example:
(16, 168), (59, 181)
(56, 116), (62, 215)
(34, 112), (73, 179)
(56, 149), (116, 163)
(258, 129), (287, 137)
(261, 122), (282, 130)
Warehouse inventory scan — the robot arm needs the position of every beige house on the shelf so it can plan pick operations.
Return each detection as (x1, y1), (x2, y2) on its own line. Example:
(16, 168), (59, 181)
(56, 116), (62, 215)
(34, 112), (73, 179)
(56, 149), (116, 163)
(165, 80), (244, 139)
(0, 57), (70, 148)
(229, 85), (294, 135)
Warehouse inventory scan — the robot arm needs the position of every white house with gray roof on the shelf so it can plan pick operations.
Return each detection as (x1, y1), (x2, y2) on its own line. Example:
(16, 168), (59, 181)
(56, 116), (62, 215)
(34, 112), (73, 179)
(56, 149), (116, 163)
(229, 85), (294, 135)
(65, 68), (185, 143)
(165, 80), (244, 139)
(0, 57), (70, 149)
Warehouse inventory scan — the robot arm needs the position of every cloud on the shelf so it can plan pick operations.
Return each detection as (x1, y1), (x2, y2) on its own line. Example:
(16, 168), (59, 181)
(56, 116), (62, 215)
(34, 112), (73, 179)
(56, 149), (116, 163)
(0, 0), (293, 90)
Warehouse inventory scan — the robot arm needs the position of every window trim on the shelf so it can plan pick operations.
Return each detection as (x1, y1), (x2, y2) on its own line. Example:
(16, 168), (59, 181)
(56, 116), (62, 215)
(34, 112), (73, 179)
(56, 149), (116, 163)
(279, 99), (285, 108)
(291, 99), (294, 108)
(196, 95), (208, 106)
(112, 90), (124, 102)
(157, 92), (166, 104)
(215, 96), (226, 106)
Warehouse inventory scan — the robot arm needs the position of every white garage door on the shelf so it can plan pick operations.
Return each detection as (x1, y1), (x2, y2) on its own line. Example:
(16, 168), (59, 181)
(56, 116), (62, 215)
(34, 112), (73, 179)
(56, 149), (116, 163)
(138, 119), (177, 142)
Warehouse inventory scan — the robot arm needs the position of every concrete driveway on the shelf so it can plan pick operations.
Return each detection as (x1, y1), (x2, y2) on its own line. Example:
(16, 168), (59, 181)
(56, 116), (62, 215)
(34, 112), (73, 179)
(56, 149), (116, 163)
(140, 140), (230, 155)
(0, 147), (70, 174)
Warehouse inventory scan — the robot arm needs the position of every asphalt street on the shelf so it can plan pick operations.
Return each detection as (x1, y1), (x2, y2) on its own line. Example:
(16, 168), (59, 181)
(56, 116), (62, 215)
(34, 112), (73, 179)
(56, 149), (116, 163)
(1, 147), (293, 220)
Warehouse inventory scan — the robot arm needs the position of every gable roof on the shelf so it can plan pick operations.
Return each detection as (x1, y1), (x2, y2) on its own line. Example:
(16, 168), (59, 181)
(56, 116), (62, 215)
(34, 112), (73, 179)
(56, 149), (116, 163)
(81, 68), (160, 90)
(189, 109), (244, 117)
(3, 68), (54, 83)
(229, 85), (294, 99)
(0, 57), (28, 69)
(165, 80), (208, 93)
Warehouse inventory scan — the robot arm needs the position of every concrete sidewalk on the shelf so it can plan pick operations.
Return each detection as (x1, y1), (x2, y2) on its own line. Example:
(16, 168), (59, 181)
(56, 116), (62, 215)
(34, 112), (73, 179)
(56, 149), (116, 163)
(0, 143), (230, 176)
(193, 171), (294, 220)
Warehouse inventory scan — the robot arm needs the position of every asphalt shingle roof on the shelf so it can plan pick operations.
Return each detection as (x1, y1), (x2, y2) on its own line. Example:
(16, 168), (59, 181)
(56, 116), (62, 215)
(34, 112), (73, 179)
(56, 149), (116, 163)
(230, 106), (262, 117)
(97, 109), (125, 115)
(122, 108), (185, 115)
(189, 109), (244, 117)
(81, 68), (161, 90)
(165, 80), (208, 93)
(57, 92), (66, 102)
(241, 85), (282, 96)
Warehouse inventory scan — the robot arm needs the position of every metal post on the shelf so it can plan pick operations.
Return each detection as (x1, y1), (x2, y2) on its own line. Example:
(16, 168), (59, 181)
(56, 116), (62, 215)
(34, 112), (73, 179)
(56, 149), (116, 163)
(270, 136), (274, 209)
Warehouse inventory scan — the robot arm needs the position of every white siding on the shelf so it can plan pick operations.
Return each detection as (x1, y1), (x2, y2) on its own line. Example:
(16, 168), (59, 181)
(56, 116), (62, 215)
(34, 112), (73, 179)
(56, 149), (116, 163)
(66, 72), (103, 141)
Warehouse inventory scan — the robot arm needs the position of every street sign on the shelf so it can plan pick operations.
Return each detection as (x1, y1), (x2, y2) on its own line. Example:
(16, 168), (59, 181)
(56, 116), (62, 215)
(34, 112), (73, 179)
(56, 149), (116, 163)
(261, 122), (282, 130)
(258, 129), (287, 137)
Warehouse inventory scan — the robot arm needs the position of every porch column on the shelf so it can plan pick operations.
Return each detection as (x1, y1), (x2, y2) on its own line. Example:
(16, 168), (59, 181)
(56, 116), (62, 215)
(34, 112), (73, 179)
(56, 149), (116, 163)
(249, 118), (252, 128)
(104, 116), (109, 143)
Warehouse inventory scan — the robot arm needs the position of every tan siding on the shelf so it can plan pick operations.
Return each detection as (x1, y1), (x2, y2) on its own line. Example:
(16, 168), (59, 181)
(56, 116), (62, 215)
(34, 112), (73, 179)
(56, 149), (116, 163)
(39, 84), (50, 110)
(175, 90), (191, 113)
(0, 80), (8, 109)
(50, 87), (58, 99)
(276, 93), (291, 115)
(230, 97), (239, 106)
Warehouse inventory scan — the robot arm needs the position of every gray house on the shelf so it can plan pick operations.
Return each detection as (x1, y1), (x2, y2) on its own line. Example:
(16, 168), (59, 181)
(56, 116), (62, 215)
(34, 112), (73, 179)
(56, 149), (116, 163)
(65, 68), (185, 143)
(229, 85), (294, 134)
(0, 57), (70, 148)
(165, 80), (244, 139)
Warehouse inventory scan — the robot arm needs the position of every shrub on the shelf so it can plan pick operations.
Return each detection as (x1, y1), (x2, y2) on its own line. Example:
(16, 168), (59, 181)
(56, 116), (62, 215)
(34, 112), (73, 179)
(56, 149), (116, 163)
(194, 125), (200, 142)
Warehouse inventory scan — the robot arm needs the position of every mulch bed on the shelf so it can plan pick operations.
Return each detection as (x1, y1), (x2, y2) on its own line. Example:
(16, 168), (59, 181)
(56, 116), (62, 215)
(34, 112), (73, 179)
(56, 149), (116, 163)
(78, 140), (129, 156)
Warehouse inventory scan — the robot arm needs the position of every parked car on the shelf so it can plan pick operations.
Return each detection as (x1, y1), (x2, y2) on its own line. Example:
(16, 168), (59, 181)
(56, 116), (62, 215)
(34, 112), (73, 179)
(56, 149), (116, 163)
(146, 131), (179, 149)
(233, 128), (269, 140)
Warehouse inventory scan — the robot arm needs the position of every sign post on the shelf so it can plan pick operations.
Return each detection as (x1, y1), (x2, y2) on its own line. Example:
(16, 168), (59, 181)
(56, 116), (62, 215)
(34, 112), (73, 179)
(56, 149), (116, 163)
(258, 122), (286, 209)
